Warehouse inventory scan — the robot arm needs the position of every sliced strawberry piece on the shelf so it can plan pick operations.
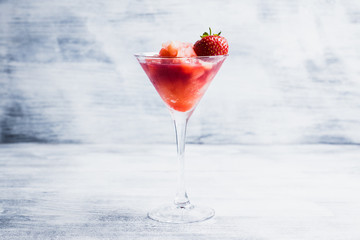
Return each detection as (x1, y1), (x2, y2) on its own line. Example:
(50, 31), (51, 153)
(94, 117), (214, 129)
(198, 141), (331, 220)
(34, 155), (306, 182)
(159, 41), (197, 57)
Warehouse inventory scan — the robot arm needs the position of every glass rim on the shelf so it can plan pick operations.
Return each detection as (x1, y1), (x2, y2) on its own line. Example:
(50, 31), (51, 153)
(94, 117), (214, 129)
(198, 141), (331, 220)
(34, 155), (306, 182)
(134, 52), (229, 59)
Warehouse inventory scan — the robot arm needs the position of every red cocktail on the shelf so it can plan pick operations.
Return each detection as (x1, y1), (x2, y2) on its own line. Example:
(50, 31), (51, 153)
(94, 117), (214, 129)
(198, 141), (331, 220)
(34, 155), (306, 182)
(135, 31), (228, 223)
(139, 56), (225, 112)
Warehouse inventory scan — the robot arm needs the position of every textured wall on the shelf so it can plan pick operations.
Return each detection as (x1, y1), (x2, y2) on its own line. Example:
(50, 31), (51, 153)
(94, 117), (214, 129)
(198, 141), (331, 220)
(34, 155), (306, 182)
(1, 0), (360, 144)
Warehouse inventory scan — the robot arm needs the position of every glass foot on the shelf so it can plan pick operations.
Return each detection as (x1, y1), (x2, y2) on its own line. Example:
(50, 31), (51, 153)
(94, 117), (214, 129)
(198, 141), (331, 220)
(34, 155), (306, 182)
(148, 204), (215, 223)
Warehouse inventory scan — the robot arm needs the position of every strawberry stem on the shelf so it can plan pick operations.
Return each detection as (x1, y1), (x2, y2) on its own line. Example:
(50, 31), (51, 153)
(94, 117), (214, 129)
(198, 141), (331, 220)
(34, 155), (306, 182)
(200, 28), (222, 38)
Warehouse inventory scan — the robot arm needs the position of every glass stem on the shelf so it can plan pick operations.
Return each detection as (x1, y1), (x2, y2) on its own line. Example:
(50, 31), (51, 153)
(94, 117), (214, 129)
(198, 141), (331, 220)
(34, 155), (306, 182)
(171, 110), (192, 208)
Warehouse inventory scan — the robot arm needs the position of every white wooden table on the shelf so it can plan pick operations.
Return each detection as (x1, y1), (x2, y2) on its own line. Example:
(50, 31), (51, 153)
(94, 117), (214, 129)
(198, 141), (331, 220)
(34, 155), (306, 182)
(1, 144), (359, 239)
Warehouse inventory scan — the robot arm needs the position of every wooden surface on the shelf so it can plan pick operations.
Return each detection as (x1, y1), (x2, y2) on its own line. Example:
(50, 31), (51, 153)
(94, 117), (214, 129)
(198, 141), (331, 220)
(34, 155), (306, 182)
(1, 143), (360, 239)
(1, 0), (360, 144)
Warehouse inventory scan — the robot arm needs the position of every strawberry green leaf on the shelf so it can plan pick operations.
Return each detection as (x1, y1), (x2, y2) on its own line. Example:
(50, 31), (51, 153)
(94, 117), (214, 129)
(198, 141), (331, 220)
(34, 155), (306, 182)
(201, 32), (209, 38)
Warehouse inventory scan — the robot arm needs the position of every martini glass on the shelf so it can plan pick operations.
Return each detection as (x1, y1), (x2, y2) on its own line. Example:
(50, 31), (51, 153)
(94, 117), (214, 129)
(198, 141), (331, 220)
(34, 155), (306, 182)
(135, 52), (227, 223)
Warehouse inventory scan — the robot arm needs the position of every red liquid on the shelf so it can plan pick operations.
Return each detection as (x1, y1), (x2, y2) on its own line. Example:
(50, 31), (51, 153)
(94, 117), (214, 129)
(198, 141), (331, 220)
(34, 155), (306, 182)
(140, 59), (225, 112)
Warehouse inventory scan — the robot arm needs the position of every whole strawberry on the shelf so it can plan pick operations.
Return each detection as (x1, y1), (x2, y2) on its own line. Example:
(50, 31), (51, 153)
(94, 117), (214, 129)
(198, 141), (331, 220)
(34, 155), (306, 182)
(193, 28), (229, 56)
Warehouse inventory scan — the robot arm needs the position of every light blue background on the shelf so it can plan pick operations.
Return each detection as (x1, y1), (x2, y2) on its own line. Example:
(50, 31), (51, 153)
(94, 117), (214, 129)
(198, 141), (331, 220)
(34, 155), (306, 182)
(1, 0), (360, 144)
